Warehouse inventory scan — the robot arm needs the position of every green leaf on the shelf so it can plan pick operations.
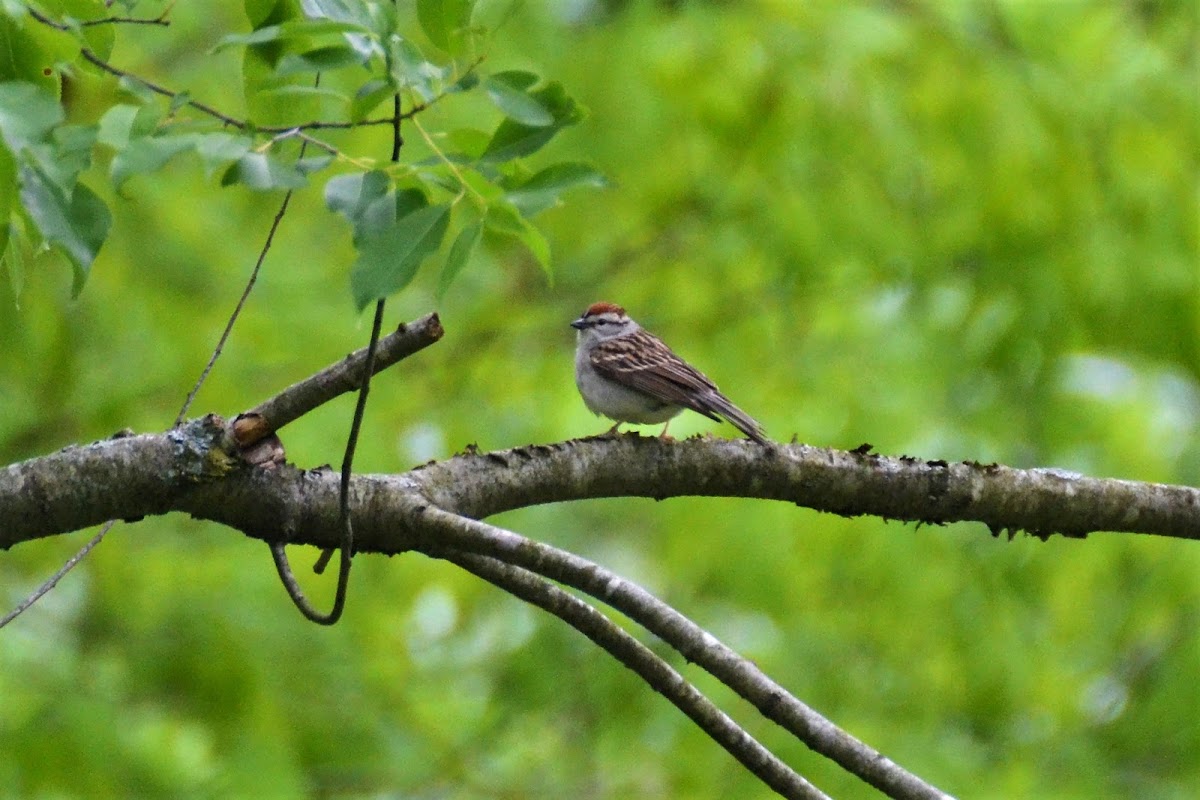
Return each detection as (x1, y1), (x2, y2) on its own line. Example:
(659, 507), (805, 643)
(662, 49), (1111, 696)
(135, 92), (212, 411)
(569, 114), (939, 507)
(350, 78), (393, 120)
(213, 24), (290, 50)
(245, 0), (299, 29)
(448, 69), (479, 93)
(3, 221), (25, 304)
(387, 36), (442, 102)
(168, 90), (192, 115)
(299, 0), (375, 27)
(254, 84), (349, 106)
(124, 102), (165, 138)
(0, 82), (63, 152)
(350, 204), (449, 309)
(65, 185), (109, 296)
(296, 154), (335, 174)
(110, 135), (195, 189)
(487, 69), (537, 92)
(505, 162), (607, 216)
(61, 0), (115, 60)
(0, 14), (70, 94)
(445, 128), (490, 159)
(437, 221), (480, 299)
(485, 202), (550, 282)
(326, 172), (434, 248)
(393, 187), (428, 218)
(326, 169), (395, 240)
(414, 167), (461, 194)
(19, 165), (110, 293)
(211, 19), (369, 53)
(243, 53), (326, 125)
(275, 44), (365, 76)
(96, 104), (140, 149)
(325, 170), (390, 218)
(0, 141), (14, 293)
(194, 133), (253, 177)
(458, 168), (504, 202)
(481, 82), (585, 163)
(484, 72), (553, 127)
(116, 75), (158, 104)
(221, 152), (308, 190)
(416, 0), (473, 53)
(51, 123), (97, 161)
(31, 123), (97, 193)
(349, 190), (395, 240)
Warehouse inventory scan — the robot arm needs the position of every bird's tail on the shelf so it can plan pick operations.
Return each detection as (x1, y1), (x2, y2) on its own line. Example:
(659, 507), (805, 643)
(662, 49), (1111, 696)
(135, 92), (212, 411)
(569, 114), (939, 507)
(708, 393), (768, 444)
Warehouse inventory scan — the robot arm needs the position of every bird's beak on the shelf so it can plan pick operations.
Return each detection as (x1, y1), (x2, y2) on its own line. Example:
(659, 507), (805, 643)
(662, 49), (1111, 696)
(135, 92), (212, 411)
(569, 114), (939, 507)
(570, 317), (587, 330)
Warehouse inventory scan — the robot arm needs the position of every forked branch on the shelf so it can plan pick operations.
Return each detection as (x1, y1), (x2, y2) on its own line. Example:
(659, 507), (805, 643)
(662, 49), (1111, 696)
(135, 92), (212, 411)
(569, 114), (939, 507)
(443, 550), (831, 800)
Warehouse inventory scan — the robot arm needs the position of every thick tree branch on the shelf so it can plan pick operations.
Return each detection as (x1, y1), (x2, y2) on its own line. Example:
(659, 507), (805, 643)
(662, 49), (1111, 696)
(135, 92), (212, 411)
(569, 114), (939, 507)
(406, 438), (1200, 541)
(0, 423), (227, 549)
(5, 433), (1200, 551)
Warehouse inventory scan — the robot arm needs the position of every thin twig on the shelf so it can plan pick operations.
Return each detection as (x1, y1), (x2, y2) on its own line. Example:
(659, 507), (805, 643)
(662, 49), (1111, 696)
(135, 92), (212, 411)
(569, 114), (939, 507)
(0, 521), (114, 629)
(79, 16), (169, 26)
(174, 165), (303, 425)
(274, 66), (404, 614)
(313, 86), (408, 580)
(56, 32), (391, 134)
(272, 299), (386, 622)
(75, 47), (379, 137)
(35, 16), (420, 134)
(79, 5), (172, 27)
(30, 4), (473, 150)
(442, 550), (830, 800)
(391, 93), (403, 159)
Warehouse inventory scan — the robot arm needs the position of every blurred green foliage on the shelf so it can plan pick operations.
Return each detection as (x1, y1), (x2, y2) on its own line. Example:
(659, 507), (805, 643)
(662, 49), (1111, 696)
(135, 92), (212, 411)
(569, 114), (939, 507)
(1, 0), (1198, 797)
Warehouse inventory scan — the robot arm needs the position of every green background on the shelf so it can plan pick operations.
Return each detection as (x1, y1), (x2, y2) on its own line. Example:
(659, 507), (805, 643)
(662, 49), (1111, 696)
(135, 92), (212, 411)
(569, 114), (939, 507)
(1, 1), (1198, 797)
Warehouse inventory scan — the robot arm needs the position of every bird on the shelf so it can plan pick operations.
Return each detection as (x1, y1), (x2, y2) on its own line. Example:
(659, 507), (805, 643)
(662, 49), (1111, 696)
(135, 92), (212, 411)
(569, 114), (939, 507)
(571, 302), (767, 444)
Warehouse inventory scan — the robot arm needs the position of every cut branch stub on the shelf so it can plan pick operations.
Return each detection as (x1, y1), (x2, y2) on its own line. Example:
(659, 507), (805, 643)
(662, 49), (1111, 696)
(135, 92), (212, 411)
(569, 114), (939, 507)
(238, 312), (443, 445)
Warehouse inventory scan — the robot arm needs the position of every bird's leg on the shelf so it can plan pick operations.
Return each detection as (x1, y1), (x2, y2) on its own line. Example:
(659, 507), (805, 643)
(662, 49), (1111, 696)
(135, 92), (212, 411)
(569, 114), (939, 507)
(658, 420), (675, 441)
(605, 422), (623, 436)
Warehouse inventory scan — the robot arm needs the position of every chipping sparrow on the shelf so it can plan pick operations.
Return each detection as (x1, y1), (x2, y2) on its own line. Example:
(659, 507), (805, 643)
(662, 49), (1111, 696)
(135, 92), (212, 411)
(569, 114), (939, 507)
(571, 302), (767, 443)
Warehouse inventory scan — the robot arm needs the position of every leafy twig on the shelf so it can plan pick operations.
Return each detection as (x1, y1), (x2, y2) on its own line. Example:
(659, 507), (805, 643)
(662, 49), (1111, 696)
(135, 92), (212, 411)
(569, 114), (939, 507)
(27, 7), (390, 135)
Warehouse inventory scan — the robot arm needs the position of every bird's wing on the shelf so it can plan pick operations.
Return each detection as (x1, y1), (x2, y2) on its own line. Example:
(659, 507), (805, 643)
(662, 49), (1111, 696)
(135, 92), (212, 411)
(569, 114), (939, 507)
(589, 330), (724, 422)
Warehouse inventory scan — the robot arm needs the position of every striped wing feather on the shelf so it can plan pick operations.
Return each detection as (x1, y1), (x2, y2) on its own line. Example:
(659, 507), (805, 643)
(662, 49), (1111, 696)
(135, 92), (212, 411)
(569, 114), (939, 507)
(589, 330), (726, 423)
